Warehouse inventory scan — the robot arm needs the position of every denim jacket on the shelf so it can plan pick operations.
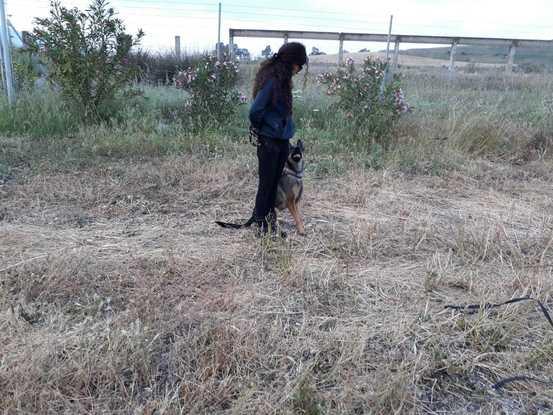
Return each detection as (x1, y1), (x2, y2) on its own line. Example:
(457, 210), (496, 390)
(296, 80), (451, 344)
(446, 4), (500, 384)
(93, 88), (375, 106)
(249, 79), (295, 140)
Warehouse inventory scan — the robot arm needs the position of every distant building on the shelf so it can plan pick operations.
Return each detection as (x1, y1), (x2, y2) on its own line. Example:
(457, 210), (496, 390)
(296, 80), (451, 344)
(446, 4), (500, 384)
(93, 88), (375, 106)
(8, 22), (25, 48)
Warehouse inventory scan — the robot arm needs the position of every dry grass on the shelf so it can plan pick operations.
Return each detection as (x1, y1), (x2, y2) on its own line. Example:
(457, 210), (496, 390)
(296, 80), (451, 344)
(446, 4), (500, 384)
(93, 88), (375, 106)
(2, 138), (553, 413)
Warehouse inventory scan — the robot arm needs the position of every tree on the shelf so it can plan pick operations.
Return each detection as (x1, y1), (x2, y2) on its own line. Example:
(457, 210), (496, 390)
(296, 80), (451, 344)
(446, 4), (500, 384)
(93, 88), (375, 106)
(30, 0), (143, 122)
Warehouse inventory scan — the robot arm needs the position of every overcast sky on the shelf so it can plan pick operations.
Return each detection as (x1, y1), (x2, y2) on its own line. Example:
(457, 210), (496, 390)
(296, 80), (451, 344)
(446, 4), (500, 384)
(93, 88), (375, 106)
(8, 0), (553, 56)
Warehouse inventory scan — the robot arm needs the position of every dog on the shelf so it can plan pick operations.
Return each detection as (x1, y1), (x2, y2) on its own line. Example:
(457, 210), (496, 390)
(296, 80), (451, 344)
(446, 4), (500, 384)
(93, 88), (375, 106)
(215, 139), (305, 235)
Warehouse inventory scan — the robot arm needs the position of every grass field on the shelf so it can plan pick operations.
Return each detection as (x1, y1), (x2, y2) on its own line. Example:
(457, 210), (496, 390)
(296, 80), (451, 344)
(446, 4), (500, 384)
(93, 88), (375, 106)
(1, 64), (553, 414)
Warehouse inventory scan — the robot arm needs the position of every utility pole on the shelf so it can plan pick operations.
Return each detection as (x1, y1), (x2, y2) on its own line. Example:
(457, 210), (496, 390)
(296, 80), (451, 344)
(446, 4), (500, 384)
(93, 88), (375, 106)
(0, 0), (15, 105)
(217, 2), (222, 61)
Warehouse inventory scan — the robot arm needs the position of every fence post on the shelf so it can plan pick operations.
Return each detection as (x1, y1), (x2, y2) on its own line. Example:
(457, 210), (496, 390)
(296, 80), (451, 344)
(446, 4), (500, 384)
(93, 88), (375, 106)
(229, 29), (235, 61)
(448, 40), (458, 78)
(392, 38), (400, 71)
(0, 0), (15, 105)
(507, 41), (517, 72)
(338, 33), (344, 66)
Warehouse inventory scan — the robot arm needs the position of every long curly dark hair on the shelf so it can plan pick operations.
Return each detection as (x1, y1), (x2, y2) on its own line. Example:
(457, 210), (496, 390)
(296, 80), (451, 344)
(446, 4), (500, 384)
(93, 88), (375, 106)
(252, 42), (308, 115)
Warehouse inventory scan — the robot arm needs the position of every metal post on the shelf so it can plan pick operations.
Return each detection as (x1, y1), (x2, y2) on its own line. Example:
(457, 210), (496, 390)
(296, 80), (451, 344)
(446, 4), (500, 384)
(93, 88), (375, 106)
(338, 33), (344, 66)
(0, 36), (4, 89)
(0, 0), (15, 105)
(507, 41), (517, 72)
(8, 19), (23, 46)
(175, 35), (181, 59)
(216, 2), (221, 60)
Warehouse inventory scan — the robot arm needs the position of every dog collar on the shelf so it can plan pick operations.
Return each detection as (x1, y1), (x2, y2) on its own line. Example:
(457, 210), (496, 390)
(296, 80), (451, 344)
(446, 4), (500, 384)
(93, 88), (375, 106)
(283, 166), (304, 179)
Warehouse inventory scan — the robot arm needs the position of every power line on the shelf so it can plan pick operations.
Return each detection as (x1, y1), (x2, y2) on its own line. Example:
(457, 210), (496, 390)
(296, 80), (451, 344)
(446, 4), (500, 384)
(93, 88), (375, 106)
(113, 0), (553, 31)
(15, 0), (551, 31)
(12, 0), (552, 38)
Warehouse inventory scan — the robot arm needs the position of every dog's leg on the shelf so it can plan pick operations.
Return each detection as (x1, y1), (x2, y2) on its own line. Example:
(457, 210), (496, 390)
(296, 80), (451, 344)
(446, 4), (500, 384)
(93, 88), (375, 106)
(287, 198), (305, 235)
(294, 201), (305, 235)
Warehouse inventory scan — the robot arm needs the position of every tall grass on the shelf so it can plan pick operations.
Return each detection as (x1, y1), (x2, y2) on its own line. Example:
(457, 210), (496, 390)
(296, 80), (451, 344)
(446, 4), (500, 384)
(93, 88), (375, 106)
(0, 88), (78, 138)
(1, 66), (552, 177)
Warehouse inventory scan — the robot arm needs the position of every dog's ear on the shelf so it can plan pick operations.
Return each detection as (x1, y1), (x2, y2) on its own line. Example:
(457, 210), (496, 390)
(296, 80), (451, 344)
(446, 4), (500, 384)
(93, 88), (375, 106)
(297, 139), (304, 152)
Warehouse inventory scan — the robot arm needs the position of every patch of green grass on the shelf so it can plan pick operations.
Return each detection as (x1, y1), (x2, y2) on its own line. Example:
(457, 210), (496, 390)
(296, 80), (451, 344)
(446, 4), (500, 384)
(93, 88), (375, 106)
(0, 88), (79, 138)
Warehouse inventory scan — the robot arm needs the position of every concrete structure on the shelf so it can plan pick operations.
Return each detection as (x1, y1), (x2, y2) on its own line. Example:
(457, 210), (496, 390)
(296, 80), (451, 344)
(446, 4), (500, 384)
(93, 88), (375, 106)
(229, 28), (553, 71)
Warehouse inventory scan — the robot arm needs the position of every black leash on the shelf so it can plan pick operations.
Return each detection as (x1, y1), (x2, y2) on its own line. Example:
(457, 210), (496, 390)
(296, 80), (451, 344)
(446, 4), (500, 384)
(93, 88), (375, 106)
(445, 296), (553, 330)
(445, 296), (553, 392)
(491, 375), (553, 391)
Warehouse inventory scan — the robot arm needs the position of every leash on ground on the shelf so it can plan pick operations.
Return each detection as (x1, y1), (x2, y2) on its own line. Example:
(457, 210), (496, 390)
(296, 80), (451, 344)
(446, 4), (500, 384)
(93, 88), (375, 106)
(491, 375), (553, 391)
(445, 296), (553, 330)
(445, 296), (553, 392)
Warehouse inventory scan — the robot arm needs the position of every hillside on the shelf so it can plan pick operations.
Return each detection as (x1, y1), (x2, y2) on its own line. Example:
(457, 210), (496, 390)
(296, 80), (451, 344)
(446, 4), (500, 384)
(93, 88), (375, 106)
(308, 51), (501, 68)
(402, 45), (553, 69)
(309, 45), (553, 71)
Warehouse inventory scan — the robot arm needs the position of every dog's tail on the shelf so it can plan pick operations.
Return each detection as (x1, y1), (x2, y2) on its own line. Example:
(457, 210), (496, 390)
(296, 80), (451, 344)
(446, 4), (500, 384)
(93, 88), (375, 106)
(215, 216), (255, 229)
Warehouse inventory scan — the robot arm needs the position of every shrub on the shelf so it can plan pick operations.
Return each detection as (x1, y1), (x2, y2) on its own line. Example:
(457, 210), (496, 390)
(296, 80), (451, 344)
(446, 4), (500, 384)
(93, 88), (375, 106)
(12, 50), (39, 90)
(29, 0), (144, 122)
(128, 50), (200, 85)
(516, 62), (546, 74)
(174, 55), (246, 129)
(317, 57), (408, 144)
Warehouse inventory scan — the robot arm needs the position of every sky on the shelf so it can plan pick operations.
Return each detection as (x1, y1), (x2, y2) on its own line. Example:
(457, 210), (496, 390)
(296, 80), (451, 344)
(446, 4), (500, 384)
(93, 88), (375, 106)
(7, 0), (553, 57)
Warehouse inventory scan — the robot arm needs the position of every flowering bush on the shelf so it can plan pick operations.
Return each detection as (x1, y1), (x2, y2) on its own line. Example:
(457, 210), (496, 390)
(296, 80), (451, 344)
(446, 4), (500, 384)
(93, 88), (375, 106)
(175, 55), (246, 128)
(318, 57), (409, 141)
(394, 88), (411, 114)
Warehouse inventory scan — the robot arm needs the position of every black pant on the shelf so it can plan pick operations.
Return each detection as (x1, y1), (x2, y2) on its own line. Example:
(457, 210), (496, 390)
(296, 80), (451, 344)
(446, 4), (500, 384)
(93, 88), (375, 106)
(253, 136), (289, 231)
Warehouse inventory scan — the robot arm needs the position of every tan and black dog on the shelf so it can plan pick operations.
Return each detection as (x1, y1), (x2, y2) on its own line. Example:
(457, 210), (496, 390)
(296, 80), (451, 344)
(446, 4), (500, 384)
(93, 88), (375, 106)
(216, 139), (305, 235)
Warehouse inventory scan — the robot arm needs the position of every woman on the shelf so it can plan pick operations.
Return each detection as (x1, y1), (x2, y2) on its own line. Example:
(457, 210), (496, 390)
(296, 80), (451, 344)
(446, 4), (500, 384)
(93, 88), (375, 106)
(249, 42), (308, 237)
